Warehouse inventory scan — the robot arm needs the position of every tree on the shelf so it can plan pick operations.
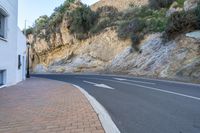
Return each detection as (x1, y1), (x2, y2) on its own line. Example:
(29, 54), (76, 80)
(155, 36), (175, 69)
(69, 5), (97, 34)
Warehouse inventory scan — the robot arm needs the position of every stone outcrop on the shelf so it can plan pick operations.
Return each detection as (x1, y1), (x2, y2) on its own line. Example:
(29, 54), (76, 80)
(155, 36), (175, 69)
(28, 0), (200, 83)
(184, 0), (199, 11)
(107, 34), (200, 82)
(91, 0), (149, 11)
(186, 30), (200, 40)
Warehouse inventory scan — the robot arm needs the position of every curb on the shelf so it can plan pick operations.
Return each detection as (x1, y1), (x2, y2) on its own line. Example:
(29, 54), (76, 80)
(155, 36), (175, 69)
(73, 84), (121, 133)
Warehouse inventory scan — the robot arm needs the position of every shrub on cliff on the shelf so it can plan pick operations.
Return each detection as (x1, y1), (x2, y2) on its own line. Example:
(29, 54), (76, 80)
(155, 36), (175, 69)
(34, 15), (49, 33)
(96, 6), (119, 19)
(117, 18), (145, 39)
(117, 6), (168, 51)
(149, 0), (176, 9)
(69, 5), (97, 35)
(164, 4), (200, 40)
(90, 18), (113, 34)
(46, 0), (76, 30)
(196, 2), (200, 28)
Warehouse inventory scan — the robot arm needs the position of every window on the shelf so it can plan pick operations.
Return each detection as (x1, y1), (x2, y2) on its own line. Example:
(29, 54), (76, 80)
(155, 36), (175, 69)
(18, 55), (22, 70)
(0, 8), (7, 39)
(0, 70), (4, 85)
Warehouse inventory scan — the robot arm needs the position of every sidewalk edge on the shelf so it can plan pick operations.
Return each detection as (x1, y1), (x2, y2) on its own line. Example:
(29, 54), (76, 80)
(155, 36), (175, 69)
(73, 84), (121, 133)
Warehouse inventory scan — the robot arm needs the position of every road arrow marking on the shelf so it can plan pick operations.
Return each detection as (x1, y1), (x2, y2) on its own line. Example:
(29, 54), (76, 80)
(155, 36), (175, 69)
(83, 80), (114, 90)
(114, 78), (155, 85)
(114, 78), (127, 81)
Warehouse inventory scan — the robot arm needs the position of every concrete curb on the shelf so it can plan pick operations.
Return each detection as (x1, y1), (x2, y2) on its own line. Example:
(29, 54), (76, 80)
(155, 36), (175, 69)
(73, 84), (121, 133)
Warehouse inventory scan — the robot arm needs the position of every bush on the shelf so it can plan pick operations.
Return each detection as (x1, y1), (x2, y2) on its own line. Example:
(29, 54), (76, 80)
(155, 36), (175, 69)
(90, 18), (112, 34)
(149, 0), (176, 9)
(34, 15), (49, 33)
(144, 8), (168, 32)
(46, 0), (76, 30)
(131, 34), (141, 52)
(24, 27), (34, 36)
(54, 0), (75, 14)
(176, 0), (185, 7)
(117, 18), (145, 39)
(48, 12), (63, 29)
(164, 10), (198, 39)
(69, 5), (97, 34)
(96, 6), (119, 19)
(196, 2), (200, 28)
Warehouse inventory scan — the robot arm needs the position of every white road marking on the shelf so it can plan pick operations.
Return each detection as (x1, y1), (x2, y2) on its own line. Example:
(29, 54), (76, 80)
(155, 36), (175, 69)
(114, 78), (155, 85)
(119, 81), (200, 101)
(114, 78), (127, 81)
(80, 77), (200, 101)
(83, 80), (114, 90)
(73, 84), (121, 133)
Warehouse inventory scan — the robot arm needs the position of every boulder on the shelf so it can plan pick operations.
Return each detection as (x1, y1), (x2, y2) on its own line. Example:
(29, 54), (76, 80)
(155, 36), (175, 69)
(184, 0), (199, 11)
(176, 59), (200, 81)
(186, 30), (200, 40)
(166, 2), (182, 17)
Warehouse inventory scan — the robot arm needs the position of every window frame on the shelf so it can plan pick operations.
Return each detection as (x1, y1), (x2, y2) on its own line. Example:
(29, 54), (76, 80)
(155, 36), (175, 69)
(0, 70), (5, 86)
(18, 55), (22, 70)
(0, 6), (8, 41)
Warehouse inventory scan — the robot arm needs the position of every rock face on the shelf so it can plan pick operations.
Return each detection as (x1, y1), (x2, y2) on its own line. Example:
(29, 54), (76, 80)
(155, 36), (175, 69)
(28, 0), (200, 82)
(186, 30), (200, 39)
(184, 0), (199, 11)
(30, 28), (200, 82)
(166, 2), (183, 17)
(107, 34), (200, 82)
(91, 0), (149, 11)
(29, 27), (130, 73)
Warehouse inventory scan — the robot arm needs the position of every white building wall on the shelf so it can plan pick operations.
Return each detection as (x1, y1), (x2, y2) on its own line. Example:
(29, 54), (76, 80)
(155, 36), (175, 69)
(16, 28), (26, 82)
(0, 0), (26, 87)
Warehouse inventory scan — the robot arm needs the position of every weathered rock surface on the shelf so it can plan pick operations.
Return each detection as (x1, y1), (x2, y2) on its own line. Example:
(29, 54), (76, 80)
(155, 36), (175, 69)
(184, 0), (199, 11)
(91, 0), (149, 11)
(28, 0), (200, 82)
(166, 2), (183, 17)
(33, 64), (47, 73)
(186, 30), (200, 40)
(29, 28), (130, 73)
(30, 29), (200, 82)
(107, 34), (200, 82)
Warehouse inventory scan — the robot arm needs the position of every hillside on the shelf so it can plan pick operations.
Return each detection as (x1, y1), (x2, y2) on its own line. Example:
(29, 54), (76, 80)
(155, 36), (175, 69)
(91, 0), (148, 11)
(27, 0), (200, 82)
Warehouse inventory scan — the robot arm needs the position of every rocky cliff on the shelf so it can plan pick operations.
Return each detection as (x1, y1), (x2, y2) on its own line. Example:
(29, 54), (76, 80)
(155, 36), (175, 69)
(28, 0), (200, 82)
(91, 0), (149, 11)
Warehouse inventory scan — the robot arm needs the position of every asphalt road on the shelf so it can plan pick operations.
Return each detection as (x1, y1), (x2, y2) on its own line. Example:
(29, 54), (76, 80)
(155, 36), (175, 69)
(33, 74), (200, 133)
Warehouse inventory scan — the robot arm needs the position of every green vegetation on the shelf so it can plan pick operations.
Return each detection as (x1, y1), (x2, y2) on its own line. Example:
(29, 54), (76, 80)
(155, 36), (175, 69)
(25, 0), (75, 37)
(34, 15), (49, 33)
(117, 6), (168, 49)
(196, 2), (200, 29)
(89, 6), (119, 34)
(48, 0), (75, 29)
(68, 5), (97, 39)
(26, 0), (200, 51)
(176, 0), (185, 7)
(164, 3), (200, 40)
(149, 0), (176, 9)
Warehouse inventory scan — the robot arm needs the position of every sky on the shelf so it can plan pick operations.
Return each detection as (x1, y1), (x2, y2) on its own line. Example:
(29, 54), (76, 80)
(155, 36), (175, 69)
(18, 0), (99, 30)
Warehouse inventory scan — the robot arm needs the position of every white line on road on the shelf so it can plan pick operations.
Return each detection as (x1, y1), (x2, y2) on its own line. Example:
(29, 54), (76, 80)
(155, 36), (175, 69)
(114, 78), (155, 85)
(119, 81), (200, 101)
(73, 84), (120, 133)
(81, 77), (200, 101)
(83, 80), (114, 90)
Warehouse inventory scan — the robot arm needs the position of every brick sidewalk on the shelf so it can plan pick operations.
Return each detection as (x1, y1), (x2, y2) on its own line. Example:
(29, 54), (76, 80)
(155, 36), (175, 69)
(0, 78), (105, 133)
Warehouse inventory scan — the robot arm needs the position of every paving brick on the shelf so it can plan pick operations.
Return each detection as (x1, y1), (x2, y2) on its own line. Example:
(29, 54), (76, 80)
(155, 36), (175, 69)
(0, 78), (105, 133)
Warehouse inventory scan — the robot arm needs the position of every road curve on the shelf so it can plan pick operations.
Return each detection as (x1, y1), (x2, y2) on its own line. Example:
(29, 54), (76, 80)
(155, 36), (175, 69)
(33, 74), (200, 133)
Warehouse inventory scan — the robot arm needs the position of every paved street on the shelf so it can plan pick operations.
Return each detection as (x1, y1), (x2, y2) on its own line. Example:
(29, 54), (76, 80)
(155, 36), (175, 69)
(34, 74), (200, 133)
(0, 78), (104, 133)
